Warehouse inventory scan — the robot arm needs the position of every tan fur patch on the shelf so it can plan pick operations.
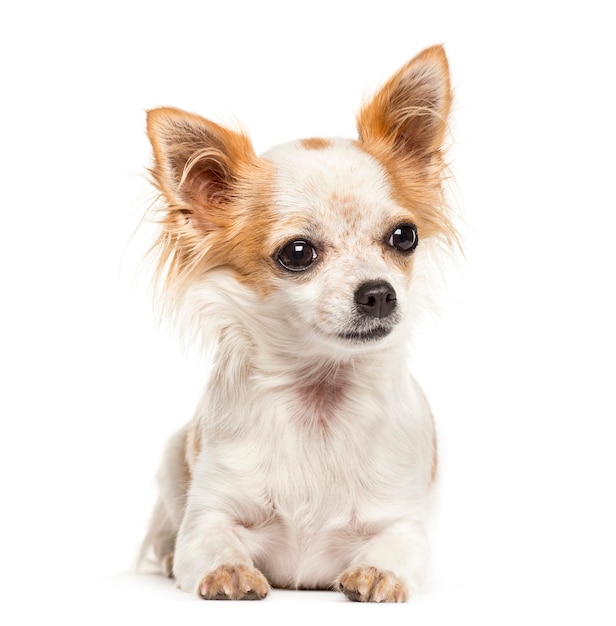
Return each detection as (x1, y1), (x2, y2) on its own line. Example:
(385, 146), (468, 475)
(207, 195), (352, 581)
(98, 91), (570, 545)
(300, 137), (331, 150)
(329, 192), (357, 221)
(358, 140), (455, 243)
(198, 157), (278, 295)
(295, 364), (350, 430)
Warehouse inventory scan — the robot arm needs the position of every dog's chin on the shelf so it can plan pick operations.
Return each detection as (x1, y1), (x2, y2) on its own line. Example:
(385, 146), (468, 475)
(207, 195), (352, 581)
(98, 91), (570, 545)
(338, 325), (393, 343)
(294, 317), (402, 355)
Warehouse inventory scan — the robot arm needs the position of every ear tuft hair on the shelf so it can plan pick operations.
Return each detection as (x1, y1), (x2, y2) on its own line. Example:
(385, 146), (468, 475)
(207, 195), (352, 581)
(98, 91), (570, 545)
(147, 108), (256, 223)
(357, 45), (452, 161)
(356, 46), (458, 247)
(145, 108), (262, 296)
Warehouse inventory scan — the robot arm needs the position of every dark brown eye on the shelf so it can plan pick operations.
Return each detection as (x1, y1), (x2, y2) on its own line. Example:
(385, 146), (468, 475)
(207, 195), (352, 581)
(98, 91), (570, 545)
(277, 239), (317, 272)
(388, 223), (418, 253)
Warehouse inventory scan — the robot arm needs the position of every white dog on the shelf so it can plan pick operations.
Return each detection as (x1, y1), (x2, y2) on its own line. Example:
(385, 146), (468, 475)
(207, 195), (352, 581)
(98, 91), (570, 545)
(139, 45), (456, 602)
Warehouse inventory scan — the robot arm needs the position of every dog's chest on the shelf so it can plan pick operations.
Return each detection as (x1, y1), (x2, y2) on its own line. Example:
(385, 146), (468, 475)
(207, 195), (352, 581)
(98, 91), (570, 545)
(202, 369), (418, 588)
(255, 448), (378, 588)
(292, 368), (351, 430)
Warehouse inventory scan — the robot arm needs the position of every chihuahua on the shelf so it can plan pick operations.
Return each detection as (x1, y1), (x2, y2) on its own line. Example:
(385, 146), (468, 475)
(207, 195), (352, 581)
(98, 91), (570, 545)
(139, 45), (456, 602)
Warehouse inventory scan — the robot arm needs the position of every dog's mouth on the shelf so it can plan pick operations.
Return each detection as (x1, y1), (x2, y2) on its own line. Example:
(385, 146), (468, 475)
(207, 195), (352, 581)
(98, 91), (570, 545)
(338, 325), (393, 342)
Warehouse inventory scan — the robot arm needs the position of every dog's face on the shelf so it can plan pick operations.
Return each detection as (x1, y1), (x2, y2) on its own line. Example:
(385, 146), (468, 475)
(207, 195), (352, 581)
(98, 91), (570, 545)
(146, 46), (455, 354)
(261, 139), (418, 349)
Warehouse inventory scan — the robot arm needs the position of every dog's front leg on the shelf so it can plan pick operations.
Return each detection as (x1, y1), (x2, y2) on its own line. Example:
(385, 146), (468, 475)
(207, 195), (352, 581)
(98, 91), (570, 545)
(173, 508), (270, 600)
(337, 519), (428, 602)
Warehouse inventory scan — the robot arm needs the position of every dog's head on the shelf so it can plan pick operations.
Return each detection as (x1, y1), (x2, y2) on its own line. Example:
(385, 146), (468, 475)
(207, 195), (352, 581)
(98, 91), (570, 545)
(146, 46), (456, 356)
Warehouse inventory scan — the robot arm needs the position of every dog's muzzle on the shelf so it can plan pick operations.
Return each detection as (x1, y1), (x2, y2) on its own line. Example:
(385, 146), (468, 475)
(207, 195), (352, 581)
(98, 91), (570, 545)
(337, 281), (398, 342)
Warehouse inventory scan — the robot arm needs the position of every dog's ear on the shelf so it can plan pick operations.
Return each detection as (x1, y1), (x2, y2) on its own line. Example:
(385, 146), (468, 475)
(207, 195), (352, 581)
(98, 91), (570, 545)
(146, 107), (256, 233)
(357, 45), (451, 161)
(146, 108), (266, 292)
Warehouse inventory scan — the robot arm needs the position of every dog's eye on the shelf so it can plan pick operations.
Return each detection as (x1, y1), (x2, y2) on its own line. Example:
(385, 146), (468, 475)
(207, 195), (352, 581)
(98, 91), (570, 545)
(388, 223), (418, 253)
(277, 239), (317, 272)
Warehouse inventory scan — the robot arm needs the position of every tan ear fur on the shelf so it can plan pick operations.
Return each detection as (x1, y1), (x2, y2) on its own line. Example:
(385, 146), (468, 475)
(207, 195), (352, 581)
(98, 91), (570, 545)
(357, 45), (451, 161)
(146, 108), (275, 295)
(357, 46), (456, 244)
(147, 107), (256, 229)
(147, 108), (264, 292)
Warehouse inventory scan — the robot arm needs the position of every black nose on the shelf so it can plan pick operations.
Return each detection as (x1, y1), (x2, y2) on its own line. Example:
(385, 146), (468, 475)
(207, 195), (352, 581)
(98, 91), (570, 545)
(354, 281), (397, 319)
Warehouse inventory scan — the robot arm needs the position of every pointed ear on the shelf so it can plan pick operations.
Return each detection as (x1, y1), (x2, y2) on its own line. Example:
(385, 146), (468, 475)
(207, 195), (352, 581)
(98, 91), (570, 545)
(357, 45), (451, 161)
(146, 107), (256, 229)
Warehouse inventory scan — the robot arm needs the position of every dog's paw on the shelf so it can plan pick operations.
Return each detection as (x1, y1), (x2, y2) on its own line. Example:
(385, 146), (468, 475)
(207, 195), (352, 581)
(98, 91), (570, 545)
(199, 564), (270, 600)
(161, 553), (174, 578)
(338, 566), (407, 602)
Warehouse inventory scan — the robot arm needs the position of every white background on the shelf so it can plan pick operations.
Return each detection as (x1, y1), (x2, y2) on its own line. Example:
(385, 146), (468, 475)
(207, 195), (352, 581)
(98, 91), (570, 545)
(1, 1), (615, 624)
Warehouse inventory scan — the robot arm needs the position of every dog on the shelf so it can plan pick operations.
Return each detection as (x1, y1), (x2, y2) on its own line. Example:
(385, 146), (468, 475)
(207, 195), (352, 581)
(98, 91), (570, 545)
(139, 45), (456, 602)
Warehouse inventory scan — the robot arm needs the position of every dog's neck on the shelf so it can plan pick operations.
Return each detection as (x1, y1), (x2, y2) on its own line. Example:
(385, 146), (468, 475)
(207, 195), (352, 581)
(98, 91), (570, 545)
(177, 271), (410, 391)
(212, 315), (408, 394)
